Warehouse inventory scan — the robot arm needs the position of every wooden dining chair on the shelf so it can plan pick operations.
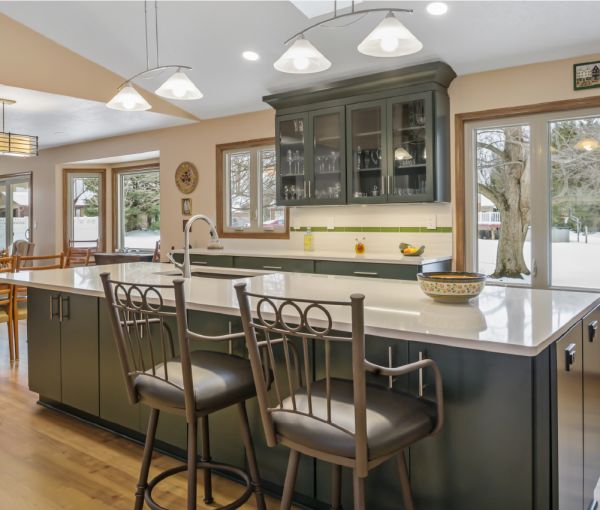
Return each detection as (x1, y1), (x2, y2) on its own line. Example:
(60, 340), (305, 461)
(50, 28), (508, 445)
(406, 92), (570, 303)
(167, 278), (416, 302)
(12, 253), (66, 359)
(64, 246), (92, 268)
(0, 256), (16, 361)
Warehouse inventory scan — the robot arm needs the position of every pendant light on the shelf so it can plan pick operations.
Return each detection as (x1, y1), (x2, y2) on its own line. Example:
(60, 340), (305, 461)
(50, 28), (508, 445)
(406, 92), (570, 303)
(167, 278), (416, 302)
(357, 12), (423, 57)
(0, 99), (38, 158)
(575, 138), (599, 152)
(107, 0), (202, 111)
(276, 1), (424, 74)
(274, 35), (331, 74)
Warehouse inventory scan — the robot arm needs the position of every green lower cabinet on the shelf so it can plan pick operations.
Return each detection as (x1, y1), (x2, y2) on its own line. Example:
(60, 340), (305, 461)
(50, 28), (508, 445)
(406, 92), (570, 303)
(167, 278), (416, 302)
(27, 288), (62, 402)
(60, 293), (99, 416)
(99, 299), (141, 432)
(315, 260), (419, 280)
(234, 256), (314, 273)
(406, 342), (538, 510)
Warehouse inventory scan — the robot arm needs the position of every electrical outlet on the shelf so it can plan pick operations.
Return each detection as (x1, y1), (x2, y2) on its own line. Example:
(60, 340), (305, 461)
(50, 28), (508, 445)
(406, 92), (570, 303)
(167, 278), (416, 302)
(327, 217), (335, 230)
(426, 215), (437, 230)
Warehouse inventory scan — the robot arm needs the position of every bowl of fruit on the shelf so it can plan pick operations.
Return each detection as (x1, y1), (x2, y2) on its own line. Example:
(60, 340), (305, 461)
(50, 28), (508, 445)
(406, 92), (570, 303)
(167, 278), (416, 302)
(399, 243), (425, 256)
(416, 272), (487, 303)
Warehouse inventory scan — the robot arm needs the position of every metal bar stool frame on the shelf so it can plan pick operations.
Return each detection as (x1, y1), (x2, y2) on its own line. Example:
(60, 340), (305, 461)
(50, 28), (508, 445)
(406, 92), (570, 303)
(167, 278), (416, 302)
(235, 282), (444, 510)
(101, 273), (266, 510)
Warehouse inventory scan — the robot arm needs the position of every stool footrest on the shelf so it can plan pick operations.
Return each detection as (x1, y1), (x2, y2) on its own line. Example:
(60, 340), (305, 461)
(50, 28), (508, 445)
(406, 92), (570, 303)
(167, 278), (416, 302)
(144, 460), (253, 510)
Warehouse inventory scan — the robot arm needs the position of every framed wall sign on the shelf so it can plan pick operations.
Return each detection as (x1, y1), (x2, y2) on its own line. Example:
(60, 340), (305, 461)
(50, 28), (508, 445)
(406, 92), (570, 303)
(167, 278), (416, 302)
(181, 198), (192, 215)
(574, 61), (600, 90)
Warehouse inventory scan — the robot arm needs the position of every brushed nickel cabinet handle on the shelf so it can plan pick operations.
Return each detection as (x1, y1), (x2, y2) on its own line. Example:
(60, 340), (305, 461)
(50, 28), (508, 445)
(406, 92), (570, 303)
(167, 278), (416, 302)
(191, 261), (208, 265)
(589, 320), (598, 342)
(308, 181), (311, 198)
(353, 271), (378, 277)
(418, 351), (424, 397)
(565, 343), (576, 371)
(263, 265), (283, 270)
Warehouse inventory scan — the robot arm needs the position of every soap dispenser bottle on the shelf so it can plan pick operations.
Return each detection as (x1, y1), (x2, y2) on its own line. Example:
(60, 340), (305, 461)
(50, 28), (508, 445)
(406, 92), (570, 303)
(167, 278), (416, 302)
(304, 227), (314, 252)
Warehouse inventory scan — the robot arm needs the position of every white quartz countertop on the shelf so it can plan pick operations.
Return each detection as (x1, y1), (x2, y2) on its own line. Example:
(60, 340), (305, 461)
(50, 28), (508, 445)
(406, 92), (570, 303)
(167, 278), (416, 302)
(2, 262), (598, 357)
(171, 248), (452, 266)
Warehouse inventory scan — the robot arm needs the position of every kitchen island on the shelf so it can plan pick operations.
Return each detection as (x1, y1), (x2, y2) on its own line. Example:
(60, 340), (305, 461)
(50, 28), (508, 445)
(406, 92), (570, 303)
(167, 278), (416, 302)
(2, 262), (599, 510)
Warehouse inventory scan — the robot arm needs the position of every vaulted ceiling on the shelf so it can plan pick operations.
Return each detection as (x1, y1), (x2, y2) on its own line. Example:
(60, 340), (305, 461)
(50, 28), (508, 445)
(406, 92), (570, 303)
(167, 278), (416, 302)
(1, 1), (599, 148)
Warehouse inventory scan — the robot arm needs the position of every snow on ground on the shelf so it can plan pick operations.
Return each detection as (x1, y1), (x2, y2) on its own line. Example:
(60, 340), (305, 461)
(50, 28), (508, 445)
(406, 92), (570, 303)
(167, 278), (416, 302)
(124, 230), (159, 250)
(479, 232), (600, 289)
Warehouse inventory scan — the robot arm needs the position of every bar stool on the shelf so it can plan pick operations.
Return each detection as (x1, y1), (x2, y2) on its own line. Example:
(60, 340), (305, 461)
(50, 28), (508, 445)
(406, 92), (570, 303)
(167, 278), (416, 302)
(235, 282), (444, 510)
(101, 273), (266, 510)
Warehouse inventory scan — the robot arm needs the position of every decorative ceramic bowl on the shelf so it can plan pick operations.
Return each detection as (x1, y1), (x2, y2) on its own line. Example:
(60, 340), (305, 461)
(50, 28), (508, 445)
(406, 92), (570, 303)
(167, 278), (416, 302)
(399, 243), (425, 256)
(417, 272), (487, 303)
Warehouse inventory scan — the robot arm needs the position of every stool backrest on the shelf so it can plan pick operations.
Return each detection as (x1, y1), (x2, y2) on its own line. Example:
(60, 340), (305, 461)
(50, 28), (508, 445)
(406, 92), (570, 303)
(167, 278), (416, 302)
(234, 282), (368, 469)
(100, 273), (191, 409)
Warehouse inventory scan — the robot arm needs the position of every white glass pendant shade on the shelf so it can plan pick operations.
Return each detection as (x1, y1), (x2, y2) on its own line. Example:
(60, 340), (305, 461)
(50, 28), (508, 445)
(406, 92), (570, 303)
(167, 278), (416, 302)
(274, 36), (331, 74)
(106, 84), (151, 111)
(155, 71), (203, 100)
(358, 12), (422, 57)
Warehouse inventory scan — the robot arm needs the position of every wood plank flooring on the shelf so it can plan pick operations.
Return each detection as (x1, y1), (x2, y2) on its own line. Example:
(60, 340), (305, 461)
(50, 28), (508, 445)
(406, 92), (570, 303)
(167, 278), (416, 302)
(0, 322), (286, 509)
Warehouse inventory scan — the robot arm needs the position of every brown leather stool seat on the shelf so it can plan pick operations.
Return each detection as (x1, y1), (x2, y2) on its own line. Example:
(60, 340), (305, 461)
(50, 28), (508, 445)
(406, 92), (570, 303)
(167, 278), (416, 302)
(273, 378), (436, 459)
(134, 351), (256, 414)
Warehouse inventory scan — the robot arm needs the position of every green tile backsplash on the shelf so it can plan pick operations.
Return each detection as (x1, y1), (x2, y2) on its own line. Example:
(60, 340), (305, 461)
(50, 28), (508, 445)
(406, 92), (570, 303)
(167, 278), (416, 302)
(290, 226), (452, 233)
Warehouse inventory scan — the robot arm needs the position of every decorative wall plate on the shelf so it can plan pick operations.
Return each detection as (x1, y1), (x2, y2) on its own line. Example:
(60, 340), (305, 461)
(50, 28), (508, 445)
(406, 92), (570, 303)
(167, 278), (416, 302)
(175, 161), (199, 194)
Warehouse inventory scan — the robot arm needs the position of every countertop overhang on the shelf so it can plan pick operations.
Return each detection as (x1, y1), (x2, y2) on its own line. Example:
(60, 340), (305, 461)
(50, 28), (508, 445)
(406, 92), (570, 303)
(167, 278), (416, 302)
(2, 262), (598, 357)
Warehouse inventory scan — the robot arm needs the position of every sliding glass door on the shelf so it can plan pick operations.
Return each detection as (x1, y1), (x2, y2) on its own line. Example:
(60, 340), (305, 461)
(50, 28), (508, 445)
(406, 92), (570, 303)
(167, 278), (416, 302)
(466, 108), (600, 290)
(0, 173), (32, 251)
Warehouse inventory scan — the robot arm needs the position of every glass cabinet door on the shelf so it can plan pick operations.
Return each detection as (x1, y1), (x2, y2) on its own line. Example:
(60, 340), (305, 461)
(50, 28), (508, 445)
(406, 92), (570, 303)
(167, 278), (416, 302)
(310, 107), (345, 205)
(388, 93), (433, 202)
(347, 101), (387, 204)
(277, 113), (310, 205)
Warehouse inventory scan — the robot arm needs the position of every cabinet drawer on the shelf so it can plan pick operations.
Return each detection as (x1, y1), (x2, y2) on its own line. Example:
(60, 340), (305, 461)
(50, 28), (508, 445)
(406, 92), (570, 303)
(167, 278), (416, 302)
(170, 253), (234, 267)
(234, 256), (314, 273)
(315, 260), (419, 280)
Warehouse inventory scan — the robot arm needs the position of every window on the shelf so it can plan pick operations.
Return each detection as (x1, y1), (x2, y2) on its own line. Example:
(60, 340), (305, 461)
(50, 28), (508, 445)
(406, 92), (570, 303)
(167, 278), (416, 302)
(0, 172), (32, 251)
(113, 167), (160, 251)
(464, 106), (600, 290)
(63, 169), (106, 250)
(217, 139), (288, 238)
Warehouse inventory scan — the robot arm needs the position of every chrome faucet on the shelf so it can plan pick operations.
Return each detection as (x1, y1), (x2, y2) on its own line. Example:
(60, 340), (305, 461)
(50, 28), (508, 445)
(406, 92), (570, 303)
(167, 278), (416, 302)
(168, 214), (223, 278)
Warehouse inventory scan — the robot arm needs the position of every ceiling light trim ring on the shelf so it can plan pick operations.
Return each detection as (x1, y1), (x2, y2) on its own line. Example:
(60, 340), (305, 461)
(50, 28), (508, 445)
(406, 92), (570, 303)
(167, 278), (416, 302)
(283, 7), (413, 46)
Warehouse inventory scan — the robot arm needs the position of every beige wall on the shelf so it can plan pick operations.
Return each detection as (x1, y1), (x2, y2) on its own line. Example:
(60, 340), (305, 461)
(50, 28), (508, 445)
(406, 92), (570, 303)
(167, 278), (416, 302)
(1, 52), (600, 258)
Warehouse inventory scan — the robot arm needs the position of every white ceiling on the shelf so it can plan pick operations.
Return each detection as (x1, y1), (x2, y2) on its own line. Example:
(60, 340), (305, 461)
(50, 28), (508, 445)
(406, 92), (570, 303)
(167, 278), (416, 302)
(0, 84), (192, 149)
(1, 1), (600, 146)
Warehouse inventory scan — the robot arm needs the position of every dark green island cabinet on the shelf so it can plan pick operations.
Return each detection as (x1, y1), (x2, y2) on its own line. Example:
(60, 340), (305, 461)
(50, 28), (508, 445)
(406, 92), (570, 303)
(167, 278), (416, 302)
(27, 286), (600, 510)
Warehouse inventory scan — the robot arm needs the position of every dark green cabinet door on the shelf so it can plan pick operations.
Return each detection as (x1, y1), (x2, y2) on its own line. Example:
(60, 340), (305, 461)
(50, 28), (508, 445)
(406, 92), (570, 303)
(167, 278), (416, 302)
(407, 342), (534, 510)
(314, 260), (419, 280)
(277, 113), (312, 206)
(234, 256), (314, 273)
(27, 288), (62, 402)
(60, 293), (99, 416)
(309, 106), (346, 205)
(99, 298), (141, 432)
(584, 306), (600, 510)
(386, 92), (435, 203)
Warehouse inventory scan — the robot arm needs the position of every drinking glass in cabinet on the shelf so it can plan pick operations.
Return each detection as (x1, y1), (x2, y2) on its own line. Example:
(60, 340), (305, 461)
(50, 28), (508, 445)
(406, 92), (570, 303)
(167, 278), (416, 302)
(279, 117), (306, 202)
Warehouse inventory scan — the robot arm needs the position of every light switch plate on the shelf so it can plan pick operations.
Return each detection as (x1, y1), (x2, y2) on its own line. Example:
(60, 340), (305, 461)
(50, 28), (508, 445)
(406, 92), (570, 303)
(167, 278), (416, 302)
(426, 215), (437, 230)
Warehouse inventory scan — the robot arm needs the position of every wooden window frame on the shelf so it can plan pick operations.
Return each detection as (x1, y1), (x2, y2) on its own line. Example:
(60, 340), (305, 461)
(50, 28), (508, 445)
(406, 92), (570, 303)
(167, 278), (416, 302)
(216, 137), (289, 239)
(454, 95), (600, 271)
(63, 168), (107, 252)
(112, 164), (160, 251)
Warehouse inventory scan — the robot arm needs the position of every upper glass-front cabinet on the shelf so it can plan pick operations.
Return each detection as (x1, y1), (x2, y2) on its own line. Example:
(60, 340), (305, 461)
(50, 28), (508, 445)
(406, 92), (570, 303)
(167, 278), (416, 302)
(311, 107), (346, 205)
(277, 113), (310, 205)
(347, 100), (387, 204)
(387, 92), (434, 202)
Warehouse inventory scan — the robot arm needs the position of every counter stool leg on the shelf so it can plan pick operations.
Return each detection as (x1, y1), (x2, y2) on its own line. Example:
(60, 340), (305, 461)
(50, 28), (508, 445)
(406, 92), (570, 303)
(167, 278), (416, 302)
(7, 313), (14, 362)
(395, 450), (414, 510)
(135, 408), (159, 510)
(237, 402), (266, 510)
(352, 471), (365, 510)
(330, 464), (342, 510)
(200, 415), (213, 504)
(280, 449), (300, 510)
(187, 418), (198, 510)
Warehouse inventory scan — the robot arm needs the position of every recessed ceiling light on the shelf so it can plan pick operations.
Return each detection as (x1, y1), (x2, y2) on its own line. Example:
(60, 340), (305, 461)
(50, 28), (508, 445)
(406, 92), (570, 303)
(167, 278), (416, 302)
(242, 51), (260, 61)
(426, 2), (448, 15)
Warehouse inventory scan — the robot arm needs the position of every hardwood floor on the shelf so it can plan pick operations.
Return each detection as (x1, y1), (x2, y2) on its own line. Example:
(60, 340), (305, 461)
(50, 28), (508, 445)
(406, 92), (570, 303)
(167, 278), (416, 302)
(0, 322), (285, 510)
